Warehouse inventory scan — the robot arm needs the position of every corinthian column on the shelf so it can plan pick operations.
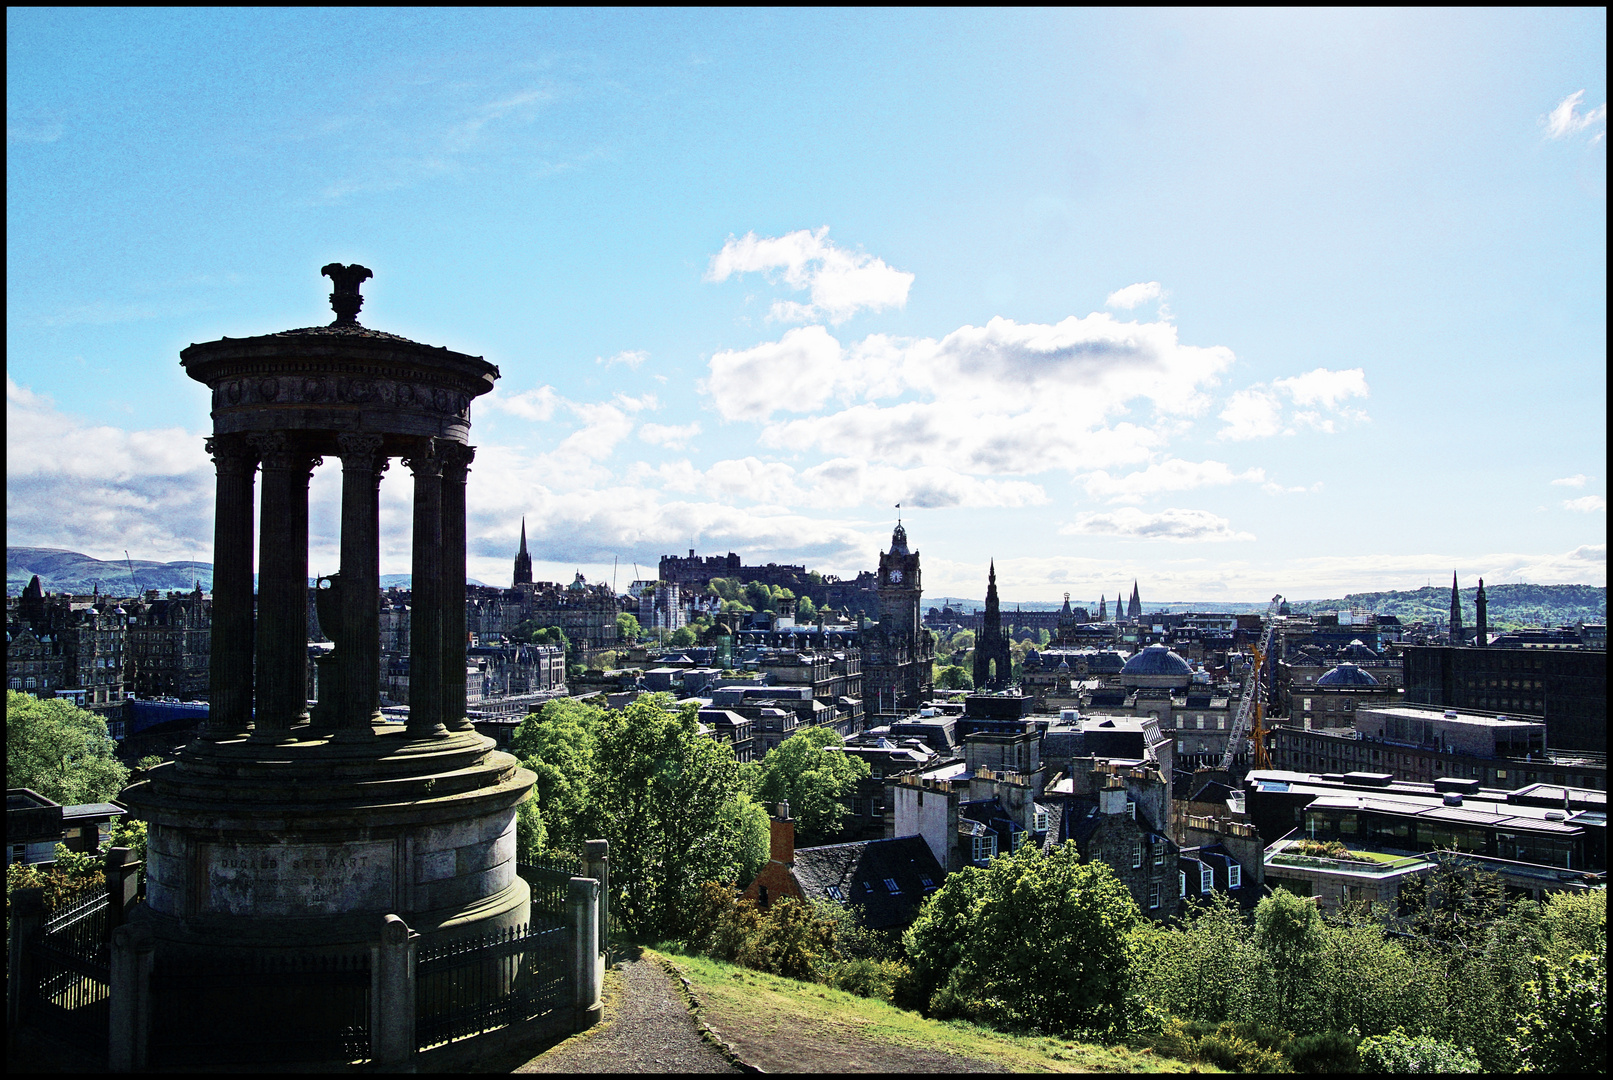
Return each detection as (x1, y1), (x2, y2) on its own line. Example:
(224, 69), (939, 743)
(250, 433), (320, 738)
(439, 443), (476, 733)
(204, 435), (257, 736)
(403, 439), (445, 738)
(336, 433), (387, 736)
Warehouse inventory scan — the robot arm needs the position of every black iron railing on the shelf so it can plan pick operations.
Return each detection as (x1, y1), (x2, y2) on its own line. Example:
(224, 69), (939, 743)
(414, 921), (568, 1050)
(148, 949), (371, 1066)
(26, 890), (112, 1045)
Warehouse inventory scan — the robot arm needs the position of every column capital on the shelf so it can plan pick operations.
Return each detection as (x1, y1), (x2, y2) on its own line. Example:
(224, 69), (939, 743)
(438, 442), (475, 475)
(204, 434), (257, 474)
(401, 438), (443, 477)
(336, 432), (389, 476)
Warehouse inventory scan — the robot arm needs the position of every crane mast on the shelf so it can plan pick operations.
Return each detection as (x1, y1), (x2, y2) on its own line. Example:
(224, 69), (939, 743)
(1220, 594), (1282, 773)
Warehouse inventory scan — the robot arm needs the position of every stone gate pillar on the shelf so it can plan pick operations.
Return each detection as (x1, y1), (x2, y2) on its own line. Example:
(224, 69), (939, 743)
(204, 434), (257, 736)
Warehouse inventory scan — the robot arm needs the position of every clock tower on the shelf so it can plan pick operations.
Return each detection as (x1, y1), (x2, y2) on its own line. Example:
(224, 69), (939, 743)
(866, 521), (934, 716)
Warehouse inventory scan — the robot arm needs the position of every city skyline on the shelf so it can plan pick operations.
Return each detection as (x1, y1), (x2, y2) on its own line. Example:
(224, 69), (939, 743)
(7, 9), (1606, 603)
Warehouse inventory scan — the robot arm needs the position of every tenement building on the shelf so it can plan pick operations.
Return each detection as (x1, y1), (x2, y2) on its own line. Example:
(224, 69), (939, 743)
(6, 575), (128, 712)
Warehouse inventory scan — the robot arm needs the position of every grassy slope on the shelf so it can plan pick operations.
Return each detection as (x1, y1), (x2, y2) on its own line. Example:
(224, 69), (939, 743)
(651, 947), (1208, 1073)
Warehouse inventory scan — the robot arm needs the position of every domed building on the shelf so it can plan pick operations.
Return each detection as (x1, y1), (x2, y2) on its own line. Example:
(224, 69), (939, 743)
(1316, 661), (1379, 687)
(1341, 638), (1379, 664)
(1120, 644), (1194, 691)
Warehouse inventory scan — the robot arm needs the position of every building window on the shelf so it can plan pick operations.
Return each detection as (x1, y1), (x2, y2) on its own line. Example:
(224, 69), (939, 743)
(1228, 862), (1241, 889)
(1126, 800), (1136, 819)
(920, 877), (935, 891)
(972, 833), (997, 863)
(1303, 698), (1312, 711)
(1201, 864), (1214, 893)
(1148, 884), (1160, 909)
(1034, 808), (1049, 832)
(1179, 870), (1187, 898)
(1218, 716), (1227, 730)
(1132, 840), (1142, 868)
(1154, 841), (1165, 866)
(826, 885), (844, 902)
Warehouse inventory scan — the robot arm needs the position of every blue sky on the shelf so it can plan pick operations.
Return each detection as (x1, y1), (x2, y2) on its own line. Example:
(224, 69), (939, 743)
(6, 8), (1605, 604)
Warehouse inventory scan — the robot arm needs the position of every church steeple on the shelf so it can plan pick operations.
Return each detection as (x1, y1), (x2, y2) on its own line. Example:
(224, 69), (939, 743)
(513, 517), (533, 586)
(1097, 595), (1107, 621)
(1449, 572), (1464, 645)
(1128, 580), (1142, 619)
(1475, 578), (1488, 647)
(973, 559), (1012, 689)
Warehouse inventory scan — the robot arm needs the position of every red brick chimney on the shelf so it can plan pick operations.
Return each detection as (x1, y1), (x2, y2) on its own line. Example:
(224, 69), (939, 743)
(769, 800), (794, 866)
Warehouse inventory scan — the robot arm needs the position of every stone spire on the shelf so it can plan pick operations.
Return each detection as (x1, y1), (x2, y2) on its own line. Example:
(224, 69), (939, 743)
(513, 517), (533, 586)
(973, 559), (1012, 689)
(1449, 572), (1464, 645)
(1475, 578), (1488, 647)
(1097, 595), (1107, 621)
(1129, 580), (1142, 619)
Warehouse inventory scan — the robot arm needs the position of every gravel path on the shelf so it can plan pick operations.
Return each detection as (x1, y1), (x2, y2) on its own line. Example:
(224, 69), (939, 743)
(516, 949), (738, 1074)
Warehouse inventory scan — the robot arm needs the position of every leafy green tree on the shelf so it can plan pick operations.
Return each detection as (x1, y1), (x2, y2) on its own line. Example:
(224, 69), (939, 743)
(706, 577), (743, 603)
(1510, 951), (1606, 1073)
(1254, 887), (1325, 1019)
(6, 691), (130, 805)
(795, 595), (816, 622)
(514, 796), (548, 861)
(616, 612), (641, 642)
(904, 840), (1140, 1034)
(750, 728), (870, 845)
(935, 664), (973, 690)
(591, 694), (762, 939)
(667, 626), (697, 648)
(511, 697), (606, 854)
(1129, 890), (1262, 1026)
(720, 792), (772, 886)
(1539, 887), (1606, 970)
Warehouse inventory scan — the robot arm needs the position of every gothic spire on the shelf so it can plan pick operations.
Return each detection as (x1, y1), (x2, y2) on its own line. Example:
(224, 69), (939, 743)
(1475, 577), (1488, 647)
(1129, 580), (1142, 619)
(513, 516), (534, 586)
(1449, 571), (1464, 645)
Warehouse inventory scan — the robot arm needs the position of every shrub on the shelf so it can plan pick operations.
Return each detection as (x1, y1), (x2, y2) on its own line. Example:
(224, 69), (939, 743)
(1357, 1027), (1480, 1073)
(1197, 1028), (1291, 1073)
(1509, 951), (1607, 1074)
(830, 957), (909, 1002)
(1286, 1031), (1359, 1073)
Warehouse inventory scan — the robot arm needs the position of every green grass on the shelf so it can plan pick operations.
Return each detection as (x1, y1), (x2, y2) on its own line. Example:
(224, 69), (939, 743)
(649, 945), (1211, 1073)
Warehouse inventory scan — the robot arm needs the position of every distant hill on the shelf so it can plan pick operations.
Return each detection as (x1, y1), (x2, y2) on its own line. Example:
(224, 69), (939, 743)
(7, 547), (212, 597)
(929, 584), (1604, 628)
(6, 547), (491, 597)
(1286, 584), (1605, 629)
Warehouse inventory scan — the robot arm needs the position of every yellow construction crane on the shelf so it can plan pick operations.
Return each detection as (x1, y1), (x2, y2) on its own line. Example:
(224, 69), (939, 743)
(1221, 594), (1282, 772)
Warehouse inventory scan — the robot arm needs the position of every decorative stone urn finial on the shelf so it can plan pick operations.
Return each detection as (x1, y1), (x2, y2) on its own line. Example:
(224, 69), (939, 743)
(321, 263), (373, 325)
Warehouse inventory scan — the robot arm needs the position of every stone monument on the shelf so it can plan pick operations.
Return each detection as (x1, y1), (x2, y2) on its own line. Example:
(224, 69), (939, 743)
(121, 266), (537, 965)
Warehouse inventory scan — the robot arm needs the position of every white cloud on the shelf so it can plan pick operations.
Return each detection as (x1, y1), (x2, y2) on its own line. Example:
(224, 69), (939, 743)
(596, 350), (648, 369)
(704, 324), (849, 422)
(6, 377), (214, 560)
(1563, 495), (1606, 513)
(483, 384), (562, 421)
(1272, 367), (1369, 408)
(638, 422), (701, 450)
(1059, 507), (1255, 542)
(1079, 458), (1266, 503)
(1551, 474), (1589, 487)
(706, 227), (914, 324)
(637, 456), (1046, 511)
(1218, 367), (1369, 441)
(1105, 281), (1163, 309)
(1545, 90), (1607, 141)
(735, 313), (1232, 478)
(1217, 388), (1285, 441)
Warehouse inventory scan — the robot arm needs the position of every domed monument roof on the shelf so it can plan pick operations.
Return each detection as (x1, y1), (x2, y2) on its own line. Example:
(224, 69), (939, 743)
(1342, 638), (1379, 662)
(1120, 643), (1193, 689)
(1317, 662), (1379, 687)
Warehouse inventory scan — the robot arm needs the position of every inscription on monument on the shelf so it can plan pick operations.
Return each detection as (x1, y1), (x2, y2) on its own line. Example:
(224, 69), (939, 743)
(202, 840), (395, 916)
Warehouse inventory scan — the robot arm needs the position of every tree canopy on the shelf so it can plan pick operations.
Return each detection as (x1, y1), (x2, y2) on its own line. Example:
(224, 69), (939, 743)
(6, 691), (129, 805)
(903, 839), (1140, 1035)
(744, 727), (869, 846)
(509, 693), (768, 939)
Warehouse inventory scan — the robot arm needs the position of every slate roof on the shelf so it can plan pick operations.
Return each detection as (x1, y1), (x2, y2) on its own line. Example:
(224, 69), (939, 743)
(791, 835), (944, 930)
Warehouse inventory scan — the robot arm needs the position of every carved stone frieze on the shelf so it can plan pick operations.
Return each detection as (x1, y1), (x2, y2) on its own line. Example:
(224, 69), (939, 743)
(214, 372), (471, 420)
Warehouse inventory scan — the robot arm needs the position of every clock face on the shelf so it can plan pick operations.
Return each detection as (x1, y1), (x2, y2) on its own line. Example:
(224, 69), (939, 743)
(889, 570), (904, 583)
